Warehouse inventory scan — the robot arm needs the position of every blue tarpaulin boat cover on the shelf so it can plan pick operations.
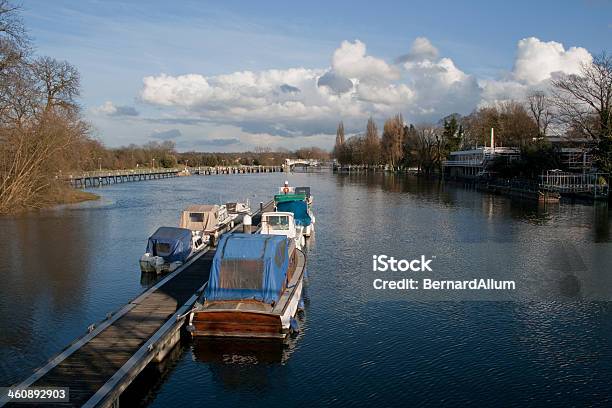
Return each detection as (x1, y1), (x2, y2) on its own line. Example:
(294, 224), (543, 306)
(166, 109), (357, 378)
(146, 227), (193, 263)
(276, 200), (312, 226)
(205, 233), (290, 303)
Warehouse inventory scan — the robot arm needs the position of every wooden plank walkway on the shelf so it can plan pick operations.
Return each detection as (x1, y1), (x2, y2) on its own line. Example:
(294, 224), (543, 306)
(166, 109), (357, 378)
(1, 201), (274, 408)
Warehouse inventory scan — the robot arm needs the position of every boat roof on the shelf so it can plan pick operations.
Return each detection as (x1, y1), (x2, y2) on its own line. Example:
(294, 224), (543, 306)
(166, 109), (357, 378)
(147, 227), (193, 262)
(183, 204), (219, 213)
(180, 205), (219, 231)
(150, 226), (192, 240)
(204, 233), (291, 304)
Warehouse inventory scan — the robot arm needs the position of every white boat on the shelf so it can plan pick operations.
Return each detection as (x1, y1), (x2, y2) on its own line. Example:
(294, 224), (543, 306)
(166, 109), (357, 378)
(260, 211), (305, 250)
(226, 199), (251, 216)
(217, 204), (237, 229)
(139, 226), (205, 274)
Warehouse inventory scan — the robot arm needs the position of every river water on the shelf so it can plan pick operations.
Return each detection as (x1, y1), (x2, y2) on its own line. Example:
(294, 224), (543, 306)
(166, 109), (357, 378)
(1, 172), (612, 407)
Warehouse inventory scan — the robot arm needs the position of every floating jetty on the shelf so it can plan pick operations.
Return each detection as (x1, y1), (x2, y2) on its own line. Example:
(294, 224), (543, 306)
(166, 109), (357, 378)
(64, 166), (286, 188)
(1, 201), (274, 408)
(66, 168), (181, 188)
(192, 165), (284, 175)
(476, 180), (561, 202)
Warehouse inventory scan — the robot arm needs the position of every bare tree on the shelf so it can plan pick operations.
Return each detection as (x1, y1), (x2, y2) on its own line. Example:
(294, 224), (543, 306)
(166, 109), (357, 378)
(0, 0), (29, 73)
(364, 116), (380, 165)
(527, 91), (553, 138)
(31, 56), (80, 111)
(552, 53), (612, 171)
(333, 121), (347, 164)
(462, 102), (538, 148)
(552, 53), (612, 139)
(413, 125), (444, 174)
(0, 64), (38, 126)
(382, 114), (404, 169)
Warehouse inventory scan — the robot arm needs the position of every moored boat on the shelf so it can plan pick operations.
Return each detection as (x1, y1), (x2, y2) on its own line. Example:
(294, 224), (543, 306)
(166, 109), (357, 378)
(226, 200), (251, 216)
(139, 226), (204, 274)
(274, 193), (315, 237)
(274, 183), (315, 237)
(188, 233), (306, 339)
(179, 204), (235, 246)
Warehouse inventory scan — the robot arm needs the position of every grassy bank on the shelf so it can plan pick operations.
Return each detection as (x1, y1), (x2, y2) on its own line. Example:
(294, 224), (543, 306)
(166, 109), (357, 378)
(48, 184), (100, 207)
(0, 182), (100, 215)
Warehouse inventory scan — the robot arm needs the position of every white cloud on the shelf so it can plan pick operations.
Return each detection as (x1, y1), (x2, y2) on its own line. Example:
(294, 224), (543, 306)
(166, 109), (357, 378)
(137, 36), (594, 145)
(332, 40), (400, 82)
(479, 37), (593, 106)
(397, 37), (439, 63)
(512, 37), (592, 85)
(92, 101), (139, 116)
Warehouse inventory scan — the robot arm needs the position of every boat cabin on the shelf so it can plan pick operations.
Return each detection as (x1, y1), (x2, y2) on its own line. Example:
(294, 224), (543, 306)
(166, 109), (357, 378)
(180, 204), (219, 234)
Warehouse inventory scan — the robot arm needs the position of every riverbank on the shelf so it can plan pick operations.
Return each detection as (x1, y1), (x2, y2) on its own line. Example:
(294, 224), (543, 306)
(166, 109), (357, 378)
(0, 183), (99, 215)
(50, 185), (100, 206)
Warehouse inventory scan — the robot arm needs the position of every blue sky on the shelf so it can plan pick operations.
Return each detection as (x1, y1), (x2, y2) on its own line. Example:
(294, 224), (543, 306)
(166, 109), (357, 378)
(22, 0), (612, 151)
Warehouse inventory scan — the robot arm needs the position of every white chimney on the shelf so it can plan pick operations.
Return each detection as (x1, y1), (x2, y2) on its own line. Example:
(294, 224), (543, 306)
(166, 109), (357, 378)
(490, 128), (495, 150)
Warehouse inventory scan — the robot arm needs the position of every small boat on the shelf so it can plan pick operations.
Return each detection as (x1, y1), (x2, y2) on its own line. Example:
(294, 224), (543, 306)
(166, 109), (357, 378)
(274, 186), (315, 237)
(139, 226), (204, 274)
(188, 233), (306, 339)
(226, 199), (251, 216)
(179, 204), (235, 246)
(260, 211), (305, 249)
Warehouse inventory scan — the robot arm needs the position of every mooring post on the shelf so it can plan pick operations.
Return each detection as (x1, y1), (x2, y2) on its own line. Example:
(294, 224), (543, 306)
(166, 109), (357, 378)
(243, 215), (252, 234)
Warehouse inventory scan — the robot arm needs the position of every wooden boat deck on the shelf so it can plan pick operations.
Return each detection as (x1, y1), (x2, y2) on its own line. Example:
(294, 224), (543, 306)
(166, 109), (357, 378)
(1, 201), (274, 408)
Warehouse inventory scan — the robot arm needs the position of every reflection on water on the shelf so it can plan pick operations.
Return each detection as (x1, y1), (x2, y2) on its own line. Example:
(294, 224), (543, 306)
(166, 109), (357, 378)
(191, 336), (300, 393)
(0, 213), (93, 381)
(2, 172), (612, 406)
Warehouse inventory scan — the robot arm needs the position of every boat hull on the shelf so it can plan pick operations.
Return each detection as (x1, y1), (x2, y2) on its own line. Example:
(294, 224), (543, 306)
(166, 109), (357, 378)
(189, 310), (287, 339)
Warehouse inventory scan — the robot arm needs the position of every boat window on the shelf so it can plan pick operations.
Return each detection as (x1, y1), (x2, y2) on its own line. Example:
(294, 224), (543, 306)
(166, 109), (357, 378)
(155, 243), (171, 254)
(266, 215), (290, 230)
(220, 260), (264, 289)
(189, 213), (204, 222)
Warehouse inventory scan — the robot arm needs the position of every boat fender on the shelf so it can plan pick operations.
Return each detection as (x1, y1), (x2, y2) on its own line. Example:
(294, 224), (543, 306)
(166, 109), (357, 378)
(298, 298), (305, 311)
(290, 317), (300, 333)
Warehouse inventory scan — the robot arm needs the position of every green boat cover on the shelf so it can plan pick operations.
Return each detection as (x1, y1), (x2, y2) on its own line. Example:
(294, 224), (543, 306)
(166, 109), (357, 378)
(274, 193), (307, 203)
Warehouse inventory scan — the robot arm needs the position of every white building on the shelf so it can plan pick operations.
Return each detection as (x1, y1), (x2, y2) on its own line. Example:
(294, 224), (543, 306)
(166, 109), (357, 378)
(443, 146), (520, 178)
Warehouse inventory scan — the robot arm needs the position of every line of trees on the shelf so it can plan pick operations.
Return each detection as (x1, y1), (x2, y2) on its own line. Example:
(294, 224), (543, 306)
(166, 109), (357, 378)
(0, 0), (94, 212)
(334, 52), (612, 176)
(333, 114), (463, 174)
(176, 146), (328, 168)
